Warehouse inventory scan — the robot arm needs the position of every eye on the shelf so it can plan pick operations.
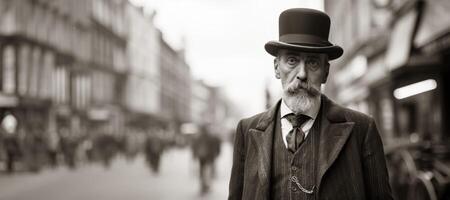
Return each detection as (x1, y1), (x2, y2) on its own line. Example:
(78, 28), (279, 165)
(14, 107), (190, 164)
(306, 58), (320, 71)
(286, 56), (299, 66)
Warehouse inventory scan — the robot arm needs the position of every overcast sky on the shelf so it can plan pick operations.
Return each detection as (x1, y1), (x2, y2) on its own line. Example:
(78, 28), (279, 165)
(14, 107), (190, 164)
(130, 0), (324, 117)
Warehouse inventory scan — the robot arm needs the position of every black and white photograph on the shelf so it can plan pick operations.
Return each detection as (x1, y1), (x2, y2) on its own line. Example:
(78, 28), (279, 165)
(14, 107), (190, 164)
(0, 0), (449, 199)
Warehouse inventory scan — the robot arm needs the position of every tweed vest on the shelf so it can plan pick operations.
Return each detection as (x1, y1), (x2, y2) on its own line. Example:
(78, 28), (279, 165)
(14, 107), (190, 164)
(270, 107), (322, 200)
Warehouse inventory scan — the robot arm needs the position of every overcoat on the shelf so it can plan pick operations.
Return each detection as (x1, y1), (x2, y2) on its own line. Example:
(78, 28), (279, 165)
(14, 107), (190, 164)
(228, 95), (393, 200)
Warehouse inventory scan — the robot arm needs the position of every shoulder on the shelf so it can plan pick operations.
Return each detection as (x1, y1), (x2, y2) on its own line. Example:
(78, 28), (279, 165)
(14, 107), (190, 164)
(324, 96), (375, 128)
(325, 99), (379, 145)
(237, 112), (266, 132)
(236, 100), (281, 132)
(341, 106), (374, 125)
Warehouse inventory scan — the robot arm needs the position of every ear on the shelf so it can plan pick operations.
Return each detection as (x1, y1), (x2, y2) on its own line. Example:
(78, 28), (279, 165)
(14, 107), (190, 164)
(321, 62), (330, 83)
(274, 58), (280, 79)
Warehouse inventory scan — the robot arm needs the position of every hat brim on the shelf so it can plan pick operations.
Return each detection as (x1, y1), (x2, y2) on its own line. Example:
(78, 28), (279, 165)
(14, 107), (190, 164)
(264, 41), (343, 60)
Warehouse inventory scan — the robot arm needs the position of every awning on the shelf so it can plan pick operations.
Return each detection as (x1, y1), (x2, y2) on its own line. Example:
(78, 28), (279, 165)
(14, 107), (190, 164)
(0, 93), (18, 107)
(88, 107), (110, 121)
(414, 0), (450, 51)
(385, 5), (420, 70)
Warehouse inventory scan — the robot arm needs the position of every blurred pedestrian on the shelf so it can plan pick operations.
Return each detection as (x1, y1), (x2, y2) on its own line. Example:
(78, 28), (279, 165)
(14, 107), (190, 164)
(228, 8), (393, 200)
(192, 125), (221, 195)
(210, 131), (221, 178)
(1, 113), (20, 173)
(94, 133), (120, 168)
(144, 129), (165, 173)
(59, 128), (78, 169)
(46, 130), (60, 167)
(1, 129), (20, 173)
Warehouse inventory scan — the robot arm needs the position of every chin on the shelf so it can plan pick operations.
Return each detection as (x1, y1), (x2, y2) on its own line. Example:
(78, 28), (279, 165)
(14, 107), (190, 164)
(283, 92), (318, 114)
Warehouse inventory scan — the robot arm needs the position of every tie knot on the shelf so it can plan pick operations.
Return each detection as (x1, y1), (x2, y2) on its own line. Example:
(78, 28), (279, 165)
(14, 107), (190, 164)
(285, 114), (310, 128)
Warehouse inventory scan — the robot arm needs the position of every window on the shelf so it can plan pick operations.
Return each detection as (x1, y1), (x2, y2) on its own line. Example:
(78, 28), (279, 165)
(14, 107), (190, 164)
(41, 51), (55, 99)
(2, 45), (16, 94)
(54, 66), (69, 104)
(18, 44), (30, 95)
(28, 47), (41, 97)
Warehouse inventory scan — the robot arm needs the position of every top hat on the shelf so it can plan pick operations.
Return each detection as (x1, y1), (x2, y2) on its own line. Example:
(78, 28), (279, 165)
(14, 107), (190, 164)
(264, 8), (343, 60)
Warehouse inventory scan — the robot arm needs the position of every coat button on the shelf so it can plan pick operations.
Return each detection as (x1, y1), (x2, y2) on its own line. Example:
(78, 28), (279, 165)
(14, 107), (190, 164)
(291, 185), (297, 192)
(291, 166), (297, 171)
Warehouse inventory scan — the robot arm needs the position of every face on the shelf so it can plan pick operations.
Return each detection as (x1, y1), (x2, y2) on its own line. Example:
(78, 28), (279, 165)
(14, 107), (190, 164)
(274, 49), (330, 114)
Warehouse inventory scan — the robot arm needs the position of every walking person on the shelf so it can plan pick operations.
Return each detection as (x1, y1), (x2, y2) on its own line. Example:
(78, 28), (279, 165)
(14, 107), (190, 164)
(46, 130), (60, 167)
(192, 125), (221, 195)
(1, 131), (20, 173)
(144, 129), (165, 173)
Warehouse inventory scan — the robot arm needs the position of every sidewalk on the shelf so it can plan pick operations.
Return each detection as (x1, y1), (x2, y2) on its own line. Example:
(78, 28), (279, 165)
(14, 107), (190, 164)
(0, 143), (233, 200)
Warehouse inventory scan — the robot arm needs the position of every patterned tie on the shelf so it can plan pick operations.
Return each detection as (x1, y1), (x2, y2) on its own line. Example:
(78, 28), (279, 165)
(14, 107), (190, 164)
(285, 114), (310, 153)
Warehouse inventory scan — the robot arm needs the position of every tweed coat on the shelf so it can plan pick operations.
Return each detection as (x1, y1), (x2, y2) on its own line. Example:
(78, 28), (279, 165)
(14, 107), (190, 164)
(228, 95), (393, 200)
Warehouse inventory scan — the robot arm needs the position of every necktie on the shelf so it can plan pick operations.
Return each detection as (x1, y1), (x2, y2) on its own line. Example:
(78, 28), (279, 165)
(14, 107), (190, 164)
(285, 114), (310, 153)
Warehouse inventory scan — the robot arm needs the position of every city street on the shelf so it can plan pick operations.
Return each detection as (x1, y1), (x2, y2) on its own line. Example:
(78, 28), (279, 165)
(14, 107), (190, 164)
(0, 143), (233, 200)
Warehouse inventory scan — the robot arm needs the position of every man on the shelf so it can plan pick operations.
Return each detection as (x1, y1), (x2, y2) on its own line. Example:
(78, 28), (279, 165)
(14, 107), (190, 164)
(192, 125), (222, 194)
(228, 8), (393, 200)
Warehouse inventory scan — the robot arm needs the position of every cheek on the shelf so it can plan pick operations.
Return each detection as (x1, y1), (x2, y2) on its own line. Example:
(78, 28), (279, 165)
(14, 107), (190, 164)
(280, 68), (296, 82)
(308, 71), (325, 85)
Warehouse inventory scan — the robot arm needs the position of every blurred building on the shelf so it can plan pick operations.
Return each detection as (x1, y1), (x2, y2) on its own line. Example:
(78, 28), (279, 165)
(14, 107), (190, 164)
(159, 35), (191, 133)
(324, 0), (450, 144)
(0, 0), (128, 143)
(88, 0), (128, 136)
(207, 86), (233, 137)
(0, 0), (238, 169)
(125, 4), (162, 133)
(191, 79), (235, 137)
(191, 80), (211, 125)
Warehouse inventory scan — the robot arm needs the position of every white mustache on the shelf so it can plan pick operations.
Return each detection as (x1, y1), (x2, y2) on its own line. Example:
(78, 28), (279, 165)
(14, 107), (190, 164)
(286, 80), (320, 96)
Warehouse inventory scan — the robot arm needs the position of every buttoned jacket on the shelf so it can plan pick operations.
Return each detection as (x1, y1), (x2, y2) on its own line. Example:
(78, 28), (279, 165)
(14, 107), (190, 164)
(228, 95), (393, 200)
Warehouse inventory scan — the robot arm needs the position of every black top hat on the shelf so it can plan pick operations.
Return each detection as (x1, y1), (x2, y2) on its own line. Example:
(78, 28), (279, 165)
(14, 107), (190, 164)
(265, 8), (343, 60)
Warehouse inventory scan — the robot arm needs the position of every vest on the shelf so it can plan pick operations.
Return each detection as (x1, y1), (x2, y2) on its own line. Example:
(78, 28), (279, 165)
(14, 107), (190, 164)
(270, 107), (322, 200)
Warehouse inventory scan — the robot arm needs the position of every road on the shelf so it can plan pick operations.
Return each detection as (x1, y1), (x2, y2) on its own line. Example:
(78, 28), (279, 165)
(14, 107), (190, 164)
(0, 143), (233, 200)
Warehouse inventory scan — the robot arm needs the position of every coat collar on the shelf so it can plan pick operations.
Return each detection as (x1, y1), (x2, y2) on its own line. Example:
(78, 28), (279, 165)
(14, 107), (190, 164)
(248, 94), (355, 193)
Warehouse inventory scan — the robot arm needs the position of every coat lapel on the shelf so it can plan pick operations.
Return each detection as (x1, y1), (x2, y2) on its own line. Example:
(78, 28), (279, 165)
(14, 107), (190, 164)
(316, 95), (355, 189)
(248, 101), (280, 190)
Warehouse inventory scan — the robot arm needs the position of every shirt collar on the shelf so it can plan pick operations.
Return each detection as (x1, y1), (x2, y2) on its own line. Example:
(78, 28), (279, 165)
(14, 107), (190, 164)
(280, 97), (321, 120)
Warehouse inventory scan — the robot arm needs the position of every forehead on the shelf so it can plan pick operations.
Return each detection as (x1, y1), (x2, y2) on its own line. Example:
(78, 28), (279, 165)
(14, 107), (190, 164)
(278, 49), (327, 59)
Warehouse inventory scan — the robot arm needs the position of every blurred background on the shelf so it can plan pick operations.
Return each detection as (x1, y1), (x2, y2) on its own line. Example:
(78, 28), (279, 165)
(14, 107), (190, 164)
(0, 0), (449, 199)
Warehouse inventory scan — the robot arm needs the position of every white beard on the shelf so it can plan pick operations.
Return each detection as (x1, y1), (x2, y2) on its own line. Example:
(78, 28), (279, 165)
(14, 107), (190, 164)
(282, 90), (319, 114)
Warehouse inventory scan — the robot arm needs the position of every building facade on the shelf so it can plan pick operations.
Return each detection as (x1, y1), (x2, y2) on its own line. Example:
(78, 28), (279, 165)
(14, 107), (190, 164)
(324, 0), (450, 143)
(324, 1), (450, 198)
(159, 36), (191, 133)
(125, 4), (162, 135)
(88, 0), (128, 136)
(0, 0), (128, 164)
(191, 79), (211, 125)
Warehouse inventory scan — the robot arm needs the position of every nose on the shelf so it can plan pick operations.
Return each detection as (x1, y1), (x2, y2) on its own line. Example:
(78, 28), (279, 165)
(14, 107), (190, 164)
(296, 60), (307, 81)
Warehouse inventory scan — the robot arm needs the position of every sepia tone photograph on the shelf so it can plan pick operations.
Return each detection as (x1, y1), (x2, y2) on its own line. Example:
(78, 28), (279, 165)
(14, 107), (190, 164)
(0, 0), (449, 199)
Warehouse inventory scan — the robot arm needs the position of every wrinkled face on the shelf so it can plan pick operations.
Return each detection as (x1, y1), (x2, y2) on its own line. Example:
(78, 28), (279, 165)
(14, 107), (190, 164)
(274, 49), (330, 114)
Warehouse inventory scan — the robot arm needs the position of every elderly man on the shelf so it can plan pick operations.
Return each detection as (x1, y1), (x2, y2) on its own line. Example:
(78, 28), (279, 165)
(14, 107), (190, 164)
(228, 8), (393, 200)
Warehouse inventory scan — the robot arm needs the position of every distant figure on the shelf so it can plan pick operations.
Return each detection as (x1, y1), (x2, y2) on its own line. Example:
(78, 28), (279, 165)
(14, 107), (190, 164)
(1, 131), (20, 173)
(94, 133), (120, 168)
(192, 125), (221, 195)
(26, 129), (46, 172)
(59, 128), (78, 169)
(46, 130), (60, 167)
(1, 113), (20, 173)
(144, 132), (165, 173)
